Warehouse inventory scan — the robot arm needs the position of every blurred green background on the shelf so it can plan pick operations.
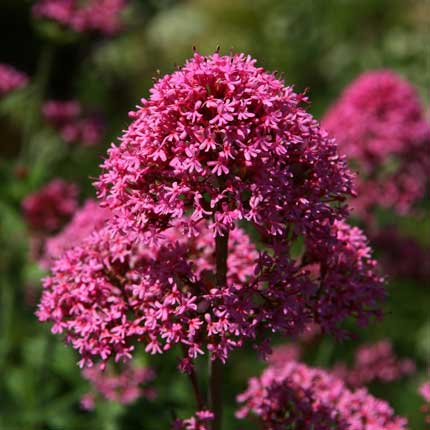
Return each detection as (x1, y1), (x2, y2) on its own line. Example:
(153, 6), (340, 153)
(0, 0), (429, 429)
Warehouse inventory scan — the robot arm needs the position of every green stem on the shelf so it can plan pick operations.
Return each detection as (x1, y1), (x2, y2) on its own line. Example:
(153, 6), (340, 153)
(209, 232), (229, 430)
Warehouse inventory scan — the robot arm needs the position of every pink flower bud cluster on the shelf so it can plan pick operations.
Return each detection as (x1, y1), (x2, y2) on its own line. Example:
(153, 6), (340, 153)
(32, 0), (127, 35)
(41, 199), (110, 268)
(372, 227), (430, 281)
(0, 63), (28, 97)
(237, 360), (407, 430)
(43, 100), (104, 146)
(80, 362), (156, 410)
(323, 70), (430, 216)
(172, 410), (214, 430)
(22, 179), (79, 233)
(38, 53), (385, 369)
(333, 340), (415, 387)
(420, 381), (430, 426)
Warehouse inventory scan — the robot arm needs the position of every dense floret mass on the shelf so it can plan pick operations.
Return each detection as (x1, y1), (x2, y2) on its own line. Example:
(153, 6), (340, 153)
(37, 220), (259, 366)
(96, 52), (354, 240)
(0, 63), (28, 96)
(237, 360), (407, 430)
(22, 179), (79, 233)
(33, 0), (127, 35)
(322, 70), (429, 215)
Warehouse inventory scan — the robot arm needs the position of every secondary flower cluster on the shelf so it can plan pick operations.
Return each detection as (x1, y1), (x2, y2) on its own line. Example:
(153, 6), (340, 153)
(237, 360), (407, 430)
(43, 100), (104, 146)
(38, 214), (385, 367)
(0, 63), (28, 97)
(333, 340), (415, 387)
(22, 179), (79, 234)
(323, 70), (429, 216)
(37, 220), (259, 367)
(41, 199), (110, 268)
(33, 0), (127, 35)
(81, 362), (156, 410)
(39, 53), (385, 370)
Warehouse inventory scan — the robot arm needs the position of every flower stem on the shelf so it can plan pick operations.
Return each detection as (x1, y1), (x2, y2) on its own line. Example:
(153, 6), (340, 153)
(182, 345), (204, 409)
(209, 231), (229, 430)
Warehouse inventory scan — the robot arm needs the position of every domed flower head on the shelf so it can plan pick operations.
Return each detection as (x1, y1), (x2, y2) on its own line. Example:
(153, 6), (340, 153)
(43, 100), (104, 146)
(0, 63), (28, 97)
(322, 70), (430, 216)
(42, 199), (110, 268)
(22, 179), (79, 234)
(237, 360), (407, 430)
(96, 52), (354, 240)
(33, 0), (127, 35)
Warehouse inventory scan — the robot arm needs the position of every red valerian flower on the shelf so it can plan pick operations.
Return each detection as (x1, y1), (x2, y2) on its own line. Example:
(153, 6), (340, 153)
(37, 219), (259, 367)
(33, 0), (127, 35)
(22, 179), (79, 234)
(323, 70), (430, 216)
(172, 410), (214, 430)
(0, 63), (28, 97)
(96, 52), (354, 240)
(237, 360), (407, 430)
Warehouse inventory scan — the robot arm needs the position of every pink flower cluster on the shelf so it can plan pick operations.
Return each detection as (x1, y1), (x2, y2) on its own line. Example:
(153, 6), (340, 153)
(32, 0), (127, 35)
(0, 63), (28, 97)
(81, 362), (156, 410)
(38, 215), (385, 367)
(172, 410), (214, 430)
(323, 70), (430, 216)
(43, 100), (104, 146)
(37, 220), (259, 367)
(22, 179), (79, 233)
(372, 227), (430, 281)
(39, 53), (386, 369)
(96, 52), (354, 239)
(41, 199), (110, 268)
(420, 381), (430, 426)
(333, 340), (415, 387)
(237, 360), (407, 430)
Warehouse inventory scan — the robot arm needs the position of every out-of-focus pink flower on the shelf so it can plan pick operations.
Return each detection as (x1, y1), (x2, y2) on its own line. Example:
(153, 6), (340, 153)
(43, 100), (104, 146)
(237, 360), (407, 430)
(33, 0), (127, 35)
(323, 70), (430, 217)
(22, 179), (79, 234)
(41, 199), (110, 268)
(81, 362), (155, 409)
(333, 340), (415, 387)
(267, 344), (302, 368)
(372, 227), (430, 281)
(0, 63), (28, 97)
(419, 381), (430, 426)
(172, 410), (214, 430)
